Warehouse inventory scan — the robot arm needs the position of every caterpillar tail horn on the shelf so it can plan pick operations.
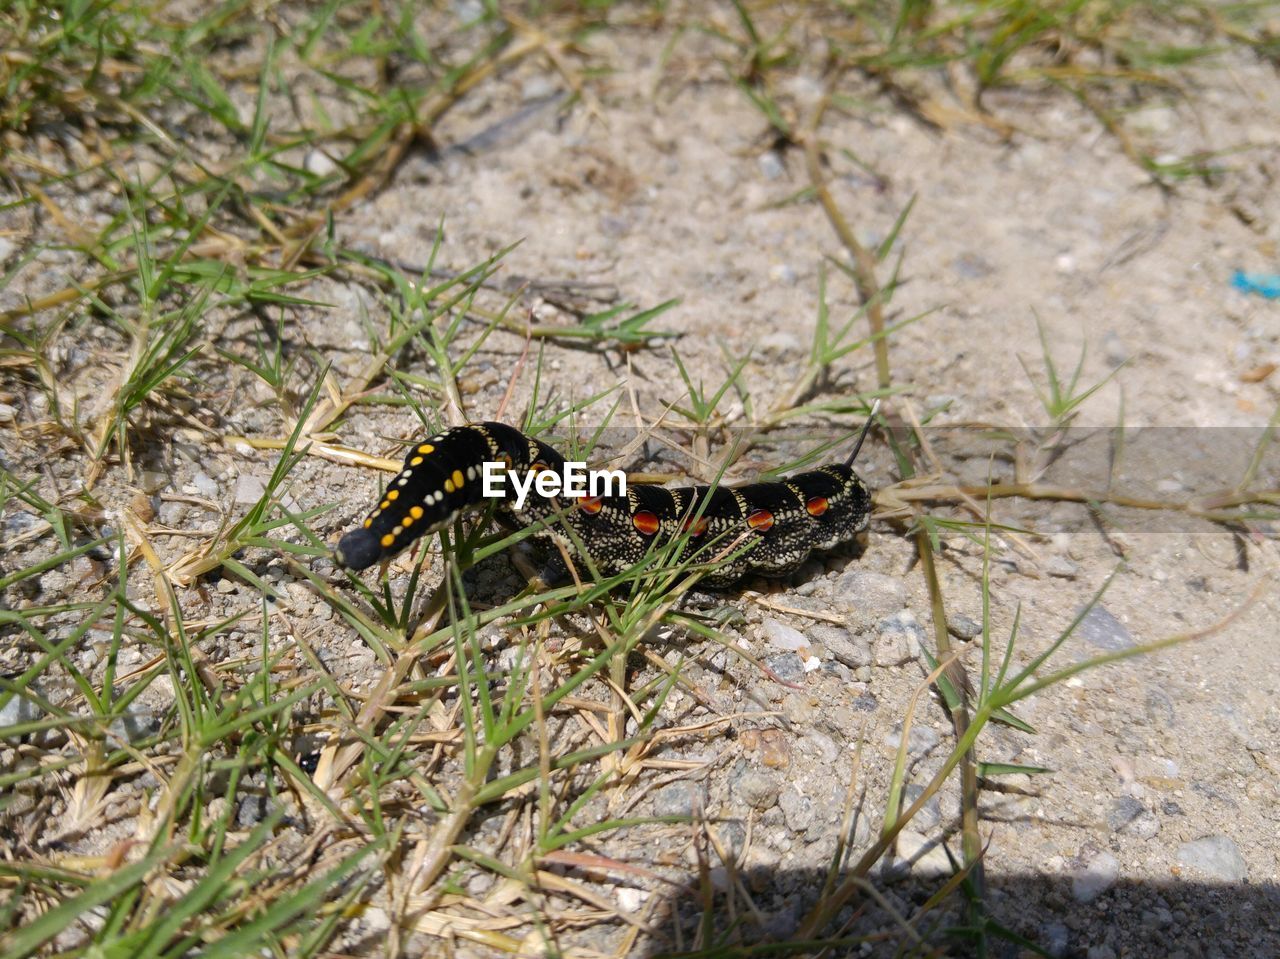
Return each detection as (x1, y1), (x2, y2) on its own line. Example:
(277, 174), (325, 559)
(844, 399), (882, 468)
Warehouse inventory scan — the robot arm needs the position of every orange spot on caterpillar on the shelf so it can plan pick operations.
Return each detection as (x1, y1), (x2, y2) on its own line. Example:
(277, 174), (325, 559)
(806, 496), (829, 517)
(579, 495), (603, 514)
(402, 513), (414, 526)
(747, 509), (774, 532)
(444, 479), (455, 493)
(410, 506), (424, 519)
(410, 456), (423, 466)
(363, 518), (373, 528)
(632, 510), (660, 535)
(380, 533), (395, 548)
(683, 515), (708, 536)
(379, 500), (390, 510)
(418, 444), (435, 455)
(387, 490), (399, 501)
(451, 469), (464, 488)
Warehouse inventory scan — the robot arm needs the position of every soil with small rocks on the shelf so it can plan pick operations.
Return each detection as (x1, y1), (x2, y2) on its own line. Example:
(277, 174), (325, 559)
(1, 9), (1278, 959)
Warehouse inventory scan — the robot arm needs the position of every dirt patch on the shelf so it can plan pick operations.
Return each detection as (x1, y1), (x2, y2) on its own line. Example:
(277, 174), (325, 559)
(1, 5), (1278, 957)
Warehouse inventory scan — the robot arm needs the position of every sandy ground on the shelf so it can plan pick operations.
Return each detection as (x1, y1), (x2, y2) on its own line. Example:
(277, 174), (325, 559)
(2, 8), (1279, 958)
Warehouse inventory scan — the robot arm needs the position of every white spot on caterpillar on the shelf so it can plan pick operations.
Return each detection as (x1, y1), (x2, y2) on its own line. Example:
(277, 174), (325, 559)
(397, 477), (409, 487)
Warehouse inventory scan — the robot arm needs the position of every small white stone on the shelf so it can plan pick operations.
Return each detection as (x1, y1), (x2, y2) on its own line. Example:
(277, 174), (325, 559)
(896, 829), (952, 877)
(762, 618), (809, 652)
(1071, 849), (1119, 903)
(616, 886), (648, 912)
(191, 472), (218, 498)
(304, 150), (338, 177)
(234, 474), (267, 506)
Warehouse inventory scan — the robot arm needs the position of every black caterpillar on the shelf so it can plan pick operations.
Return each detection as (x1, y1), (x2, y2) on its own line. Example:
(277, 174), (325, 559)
(335, 420), (874, 588)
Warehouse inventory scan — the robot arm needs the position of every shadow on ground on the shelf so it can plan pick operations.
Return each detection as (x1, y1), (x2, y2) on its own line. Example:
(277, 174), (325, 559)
(635, 867), (1280, 958)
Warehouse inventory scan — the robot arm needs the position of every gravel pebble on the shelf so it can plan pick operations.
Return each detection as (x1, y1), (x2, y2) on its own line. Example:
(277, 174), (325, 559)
(0, 691), (43, 730)
(234, 474), (268, 505)
(4, 511), (39, 536)
(1071, 848), (1119, 903)
(895, 828), (952, 877)
(947, 613), (982, 640)
(1076, 605), (1134, 650)
(191, 472), (219, 498)
(237, 793), (275, 828)
(777, 786), (814, 833)
(758, 150), (786, 180)
(109, 705), (160, 744)
(768, 263), (798, 285)
(304, 149), (338, 177)
(1135, 755), (1180, 780)
(1045, 556), (1080, 579)
(1175, 835), (1248, 881)
(885, 723), (940, 756)
(800, 730), (839, 765)
(757, 330), (802, 356)
(651, 781), (703, 818)
(762, 618), (808, 652)
(809, 624), (871, 669)
(833, 570), (908, 629)
(873, 610), (924, 666)
(731, 766), (782, 810)
(902, 783), (942, 830)
(1041, 920), (1071, 958)
(764, 652), (805, 683)
(1107, 795), (1145, 831)
(1108, 796), (1160, 837)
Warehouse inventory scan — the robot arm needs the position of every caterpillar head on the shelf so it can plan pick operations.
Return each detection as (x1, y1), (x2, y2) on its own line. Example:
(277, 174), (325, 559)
(334, 436), (483, 570)
(334, 526), (384, 571)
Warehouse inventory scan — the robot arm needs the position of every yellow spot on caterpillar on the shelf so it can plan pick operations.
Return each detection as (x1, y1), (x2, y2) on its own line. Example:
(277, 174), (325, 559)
(402, 514), (413, 526)
(418, 444), (435, 455)
(410, 456), (423, 466)
(410, 506), (424, 519)
(363, 519), (373, 528)
(444, 479), (455, 494)
(452, 469), (464, 488)
(380, 500), (390, 510)
(380, 533), (395, 548)
(387, 490), (399, 501)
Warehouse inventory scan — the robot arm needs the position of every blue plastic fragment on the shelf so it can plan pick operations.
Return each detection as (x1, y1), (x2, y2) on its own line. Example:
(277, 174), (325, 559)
(1231, 270), (1280, 299)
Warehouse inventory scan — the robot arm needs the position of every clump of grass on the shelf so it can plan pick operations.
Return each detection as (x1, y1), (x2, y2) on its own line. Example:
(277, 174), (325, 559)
(707, 0), (1272, 183)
